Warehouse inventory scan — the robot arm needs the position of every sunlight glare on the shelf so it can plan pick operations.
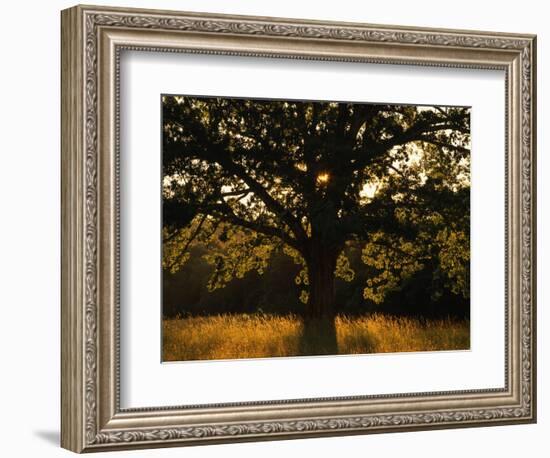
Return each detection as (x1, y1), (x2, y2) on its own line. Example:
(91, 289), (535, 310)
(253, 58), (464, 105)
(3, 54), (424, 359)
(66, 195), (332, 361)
(316, 172), (330, 185)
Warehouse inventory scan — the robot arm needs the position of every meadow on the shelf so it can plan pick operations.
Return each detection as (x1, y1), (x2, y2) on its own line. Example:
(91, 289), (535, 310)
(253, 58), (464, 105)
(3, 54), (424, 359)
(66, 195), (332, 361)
(162, 313), (470, 362)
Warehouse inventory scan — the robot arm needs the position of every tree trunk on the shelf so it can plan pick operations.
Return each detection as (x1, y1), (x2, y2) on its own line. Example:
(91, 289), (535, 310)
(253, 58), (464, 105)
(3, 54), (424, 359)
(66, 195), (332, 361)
(305, 245), (338, 320)
(300, 241), (339, 354)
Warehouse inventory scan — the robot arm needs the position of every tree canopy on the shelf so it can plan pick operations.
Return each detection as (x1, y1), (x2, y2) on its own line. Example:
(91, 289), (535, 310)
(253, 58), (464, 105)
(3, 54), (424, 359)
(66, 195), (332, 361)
(162, 95), (470, 320)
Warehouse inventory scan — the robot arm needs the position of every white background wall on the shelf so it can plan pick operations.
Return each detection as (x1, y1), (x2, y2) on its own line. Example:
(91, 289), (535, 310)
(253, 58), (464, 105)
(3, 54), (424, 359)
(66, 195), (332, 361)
(0, 0), (546, 456)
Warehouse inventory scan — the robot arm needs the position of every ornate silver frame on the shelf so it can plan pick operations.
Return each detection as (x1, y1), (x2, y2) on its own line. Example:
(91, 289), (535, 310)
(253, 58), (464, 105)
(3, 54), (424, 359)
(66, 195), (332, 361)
(61, 4), (537, 453)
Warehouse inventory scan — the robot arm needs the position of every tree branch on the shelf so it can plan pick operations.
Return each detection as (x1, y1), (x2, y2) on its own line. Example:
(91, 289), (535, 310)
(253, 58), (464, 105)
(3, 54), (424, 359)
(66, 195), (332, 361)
(418, 137), (470, 155)
(167, 213), (208, 270)
(355, 118), (469, 167)
(220, 188), (251, 197)
(211, 203), (303, 251)
(213, 151), (309, 243)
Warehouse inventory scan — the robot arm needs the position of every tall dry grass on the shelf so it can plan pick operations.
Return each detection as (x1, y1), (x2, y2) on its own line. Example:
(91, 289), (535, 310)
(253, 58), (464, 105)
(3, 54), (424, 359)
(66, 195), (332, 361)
(162, 313), (469, 362)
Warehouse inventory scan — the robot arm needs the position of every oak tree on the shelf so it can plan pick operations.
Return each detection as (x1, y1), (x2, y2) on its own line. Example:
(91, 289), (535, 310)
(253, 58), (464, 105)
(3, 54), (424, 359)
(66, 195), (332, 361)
(162, 96), (470, 321)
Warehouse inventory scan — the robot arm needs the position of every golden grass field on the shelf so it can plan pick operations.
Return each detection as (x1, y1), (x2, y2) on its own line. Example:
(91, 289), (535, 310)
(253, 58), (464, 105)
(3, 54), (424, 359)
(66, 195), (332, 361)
(162, 313), (470, 361)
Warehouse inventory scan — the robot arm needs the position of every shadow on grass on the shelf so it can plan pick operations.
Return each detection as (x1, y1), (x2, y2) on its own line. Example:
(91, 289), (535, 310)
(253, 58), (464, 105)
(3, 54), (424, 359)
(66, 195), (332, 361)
(299, 318), (338, 356)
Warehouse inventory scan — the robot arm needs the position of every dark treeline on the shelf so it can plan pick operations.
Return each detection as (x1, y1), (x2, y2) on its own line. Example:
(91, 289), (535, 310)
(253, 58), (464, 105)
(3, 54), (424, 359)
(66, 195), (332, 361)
(163, 245), (469, 320)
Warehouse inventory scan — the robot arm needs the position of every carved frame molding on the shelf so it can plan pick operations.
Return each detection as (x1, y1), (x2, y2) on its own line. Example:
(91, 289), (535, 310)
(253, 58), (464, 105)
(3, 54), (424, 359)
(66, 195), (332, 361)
(61, 5), (536, 452)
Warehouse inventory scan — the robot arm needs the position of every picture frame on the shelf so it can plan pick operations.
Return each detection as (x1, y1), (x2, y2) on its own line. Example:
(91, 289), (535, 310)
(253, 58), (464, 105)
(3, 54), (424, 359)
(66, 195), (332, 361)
(61, 4), (537, 453)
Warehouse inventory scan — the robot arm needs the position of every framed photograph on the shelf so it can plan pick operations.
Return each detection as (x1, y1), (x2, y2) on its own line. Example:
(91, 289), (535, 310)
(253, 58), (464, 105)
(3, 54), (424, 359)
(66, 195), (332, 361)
(61, 4), (537, 453)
